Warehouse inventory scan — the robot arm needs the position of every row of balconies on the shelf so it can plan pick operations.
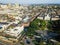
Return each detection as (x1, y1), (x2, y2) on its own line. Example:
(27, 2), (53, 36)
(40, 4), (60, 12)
(0, 36), (18, 44)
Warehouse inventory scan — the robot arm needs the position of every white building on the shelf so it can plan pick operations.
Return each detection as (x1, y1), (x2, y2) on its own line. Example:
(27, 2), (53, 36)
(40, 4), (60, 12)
(1, 5), (8, 8)
(4, 25), (24, 37)
(45, 14), (50, 20)
(22, 16), (30, 23)
(0, 22), (9, 32)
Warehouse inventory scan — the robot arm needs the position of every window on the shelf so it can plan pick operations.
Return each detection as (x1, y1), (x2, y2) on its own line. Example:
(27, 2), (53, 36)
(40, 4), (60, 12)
(14, 29), (17, 31)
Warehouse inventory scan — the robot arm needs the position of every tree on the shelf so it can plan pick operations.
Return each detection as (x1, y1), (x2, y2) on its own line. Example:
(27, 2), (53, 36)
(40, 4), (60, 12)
(47, 21), (52, 30)
(39, 20), (47, 30)
(26, 19), (40, 36)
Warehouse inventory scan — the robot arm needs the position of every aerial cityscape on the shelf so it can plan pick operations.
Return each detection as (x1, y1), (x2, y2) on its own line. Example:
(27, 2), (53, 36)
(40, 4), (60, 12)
(0, 0), (60, 45)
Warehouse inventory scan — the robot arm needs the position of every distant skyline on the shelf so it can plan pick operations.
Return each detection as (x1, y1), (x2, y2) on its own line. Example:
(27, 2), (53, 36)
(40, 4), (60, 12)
(0, 0), (60, 4)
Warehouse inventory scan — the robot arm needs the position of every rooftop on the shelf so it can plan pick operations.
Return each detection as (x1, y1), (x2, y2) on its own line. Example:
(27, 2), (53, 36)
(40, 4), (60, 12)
(4, 25), (24, 37)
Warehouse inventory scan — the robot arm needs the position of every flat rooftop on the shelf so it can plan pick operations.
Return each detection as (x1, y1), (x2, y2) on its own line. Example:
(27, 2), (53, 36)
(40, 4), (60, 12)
(4, 25), (24, 37)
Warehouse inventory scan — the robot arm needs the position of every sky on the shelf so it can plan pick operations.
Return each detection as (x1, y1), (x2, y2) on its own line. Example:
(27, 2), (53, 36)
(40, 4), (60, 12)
(0, 0), (60, 4)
